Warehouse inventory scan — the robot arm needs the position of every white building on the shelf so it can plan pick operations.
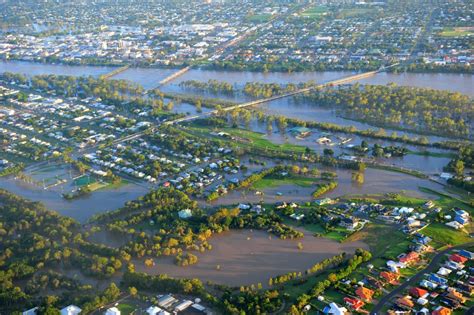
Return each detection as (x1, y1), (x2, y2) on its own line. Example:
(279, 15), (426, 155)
(60, 305), (82, 315)
(105, 307), (121, 315)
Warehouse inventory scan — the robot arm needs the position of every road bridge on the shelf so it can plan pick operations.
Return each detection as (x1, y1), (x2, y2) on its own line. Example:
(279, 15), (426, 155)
(155, 66), (192, 87)
(163, 67), (393, 125)
(86, 65), (397, 149)
(100, 65), (130, 79)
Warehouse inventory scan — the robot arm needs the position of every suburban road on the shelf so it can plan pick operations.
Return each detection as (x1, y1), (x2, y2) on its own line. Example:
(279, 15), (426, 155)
(371, 242), (474, 315)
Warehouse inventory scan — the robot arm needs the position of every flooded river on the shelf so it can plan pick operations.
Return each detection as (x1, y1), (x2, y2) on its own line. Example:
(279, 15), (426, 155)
(1, 60), (472, 96)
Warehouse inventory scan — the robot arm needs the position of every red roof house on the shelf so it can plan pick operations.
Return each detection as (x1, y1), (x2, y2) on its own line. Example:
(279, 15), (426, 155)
(343, 297), (365, 310)
(355, 286), (374, 302)
(380, 271), (400, 285)
(449, 254), (468, 264)
(432, 306), (452, 315)
(399, 251), (420, 265)
(409, 287), (428, 298)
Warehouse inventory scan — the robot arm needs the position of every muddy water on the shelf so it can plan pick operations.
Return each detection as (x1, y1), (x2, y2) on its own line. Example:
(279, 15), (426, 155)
(0, 60), (116, 77)
(134, 228), (368, 287)
(0, 177), (148, 223)
(1, 61), (472, 96)
(207, 167), (443, 207)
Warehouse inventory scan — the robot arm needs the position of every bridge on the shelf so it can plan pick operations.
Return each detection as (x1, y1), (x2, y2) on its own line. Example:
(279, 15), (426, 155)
(84, 65), (397, 150)
(155, 66), (192, 88)
(163, 67), (393, 125)
(100, 65), (130, 80)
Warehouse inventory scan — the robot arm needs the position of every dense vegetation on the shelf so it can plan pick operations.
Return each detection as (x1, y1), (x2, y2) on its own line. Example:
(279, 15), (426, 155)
(301, 84), (473, 138)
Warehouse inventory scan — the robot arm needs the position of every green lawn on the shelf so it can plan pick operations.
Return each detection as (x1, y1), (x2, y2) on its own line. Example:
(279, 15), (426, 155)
(252, 175), (317, 190)
(188, 125), (308, 154)
(117, 303), (136, 315)
(246, 14), (273, 23)
(423, 222), (471, 247)
(419, 187), (474, 213)
(339, 8), (375, 17)
(439, 27), (474, 37)
(223, 128), (307, 153)
(301, 6), (328, 18)
(74, 175), (97, 187)
(347, 223), (409, 259)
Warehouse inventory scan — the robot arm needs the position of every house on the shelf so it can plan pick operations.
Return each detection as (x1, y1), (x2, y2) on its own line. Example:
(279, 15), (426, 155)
(339, 217), (358, 230)
(417, 297), (429, 306)
(289, 126), (311, 137)
(355, 286), (374, 302)
(410, 287), (429, 298)
(174, 300), (193, 312)
(446, 288), (466, 303)
(157, 294), (178, 309)
(399, 251), (420, 265)
(380, 271), (400, 284)
(317, 136), (332, 144)
(314, 198), (334, 206)
(458, 249), (474, 260)
(290, 213), (305, 221)
(146, 306), (170, 315)
(454, 215), (469, 225)
(449, 254), (468, 264)
(432, 306), (452, 315)
(396, 296), (414, 309)
(429, 274), (448, 285)
(178, 209), (192, 219)
(420, 280), (438, 290)
(437, 267), (452, 276)
(22, 307), (39, 315)
(105, 307), (121, 315)
(387, 260), (405, 273)
(456, 282), (474, 296)
(343, 297), (364, 310)
(60, 305), (82, 315)
(415, 235), (432, 245)
(322, 302), (348, 315)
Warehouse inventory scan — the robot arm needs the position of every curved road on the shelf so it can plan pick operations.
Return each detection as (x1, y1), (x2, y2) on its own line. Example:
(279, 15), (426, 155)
(371, 242), (474, 315)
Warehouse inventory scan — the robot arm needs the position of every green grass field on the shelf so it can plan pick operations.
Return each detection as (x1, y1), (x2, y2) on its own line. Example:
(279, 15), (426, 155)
(188, 125), (308, 154)
(117, 303), (135, 315)
(252, 175), (317, 190)
(73, 175), (97, 187)
(224, 128), (307, 153)
(347, 223), (409, 259)
(300, 6), (328, 18)
(423, 222), (471, 247)
(339, 8), (375, 17)
(246, 14), (273, 23)
(439, 27), (474, 37)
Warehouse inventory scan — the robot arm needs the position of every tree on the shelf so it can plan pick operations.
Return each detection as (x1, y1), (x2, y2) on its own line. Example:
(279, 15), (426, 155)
(323, 148), (334, 156)
(129, 286), (138, 296)
(144, 258), (154, 267)
(196, 100), (202, 113)
(454, 160), (465, 177)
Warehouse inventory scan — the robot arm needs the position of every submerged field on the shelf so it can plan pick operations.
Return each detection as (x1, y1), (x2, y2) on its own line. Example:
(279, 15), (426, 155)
(134, 228), (368, 287)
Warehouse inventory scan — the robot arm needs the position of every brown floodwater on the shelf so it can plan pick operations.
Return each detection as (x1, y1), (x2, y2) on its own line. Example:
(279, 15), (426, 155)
(207, 167), (443, 207)
(134, 228), (367, 287)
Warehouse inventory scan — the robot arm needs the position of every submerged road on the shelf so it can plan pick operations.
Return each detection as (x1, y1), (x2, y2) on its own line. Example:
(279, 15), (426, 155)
(371, 242), (474, 315)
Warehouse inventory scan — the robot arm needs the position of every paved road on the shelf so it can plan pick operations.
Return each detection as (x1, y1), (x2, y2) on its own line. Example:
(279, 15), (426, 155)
(371, 242), (474, 314)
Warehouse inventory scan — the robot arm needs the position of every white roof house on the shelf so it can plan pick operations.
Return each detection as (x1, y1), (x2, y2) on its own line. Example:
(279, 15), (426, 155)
(60, 305), (82, 315)
(22, 307), (39, 315)
(105, 307), (121, 315)
(178, 209), (192, 219)
(323, 302), (348, 315)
